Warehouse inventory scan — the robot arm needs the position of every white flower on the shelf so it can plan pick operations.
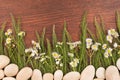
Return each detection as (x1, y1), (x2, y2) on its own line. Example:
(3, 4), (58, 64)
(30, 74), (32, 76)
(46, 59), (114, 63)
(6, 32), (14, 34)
(60, 63), (63, 67)
(91, 44), (98, 51)
(104, 48), (113, 58)
(56, 61), (60, 65)
(69, 61), (78, 68)
(57, 42), (63, 45)
(6, 38), (12, 44)
(32, 40), (41, 49)
(102, 44), (107, 49)
(104, 52), (109, 58)
(35, 56), (40, 60)
(67, 42), (77, 50)
(73, 58), (79, 63)
(25, 48), (32, 53)
(114, 32), (119, 38)
(108, 29), (116, 35)
(95, 42), (101, 46)
(18, 31), (25, 37)
(86, 45), (91, 49)
(68, 52), (74, 57)
(113, 42), (118, 48)
(106, 35), (113, 43)
(106, 48), (113, 53)
(40, 58), (46, 62)
(74, 41), (81, 45)
(31, 49), (38, 56)
(86, 38), (93, 49)
(108, 29), (119, 38)
(30, 52), (35, 57)
(67, 41), (81, 50)
(5, 29), (12, 36)
(52, 52), (60, 59)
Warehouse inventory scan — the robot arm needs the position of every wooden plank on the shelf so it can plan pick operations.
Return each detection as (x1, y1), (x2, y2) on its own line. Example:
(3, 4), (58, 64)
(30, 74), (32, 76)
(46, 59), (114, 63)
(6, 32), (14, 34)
(0, 0), (119, 45)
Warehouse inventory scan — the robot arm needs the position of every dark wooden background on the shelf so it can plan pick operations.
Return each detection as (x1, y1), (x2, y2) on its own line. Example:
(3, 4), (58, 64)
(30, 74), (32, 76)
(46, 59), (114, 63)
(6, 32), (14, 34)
(0, 0), (120, 46)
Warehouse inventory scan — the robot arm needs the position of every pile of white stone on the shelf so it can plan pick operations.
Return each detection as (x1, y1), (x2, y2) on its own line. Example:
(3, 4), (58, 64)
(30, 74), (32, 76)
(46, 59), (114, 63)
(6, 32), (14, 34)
(1, 55), (120, 80)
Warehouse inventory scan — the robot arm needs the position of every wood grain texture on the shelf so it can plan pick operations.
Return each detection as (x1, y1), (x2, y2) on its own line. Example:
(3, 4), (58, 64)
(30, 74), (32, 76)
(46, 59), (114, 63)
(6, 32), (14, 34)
(0, 0), (120, 46)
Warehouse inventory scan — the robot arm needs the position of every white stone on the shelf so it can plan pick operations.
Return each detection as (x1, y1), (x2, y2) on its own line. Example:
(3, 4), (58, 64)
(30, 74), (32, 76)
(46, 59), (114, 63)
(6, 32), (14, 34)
(80, 65), (95, 80)
(4, 64), (19, 77)
(96, 67), (105, 79)
(116, 58), (120, 70)
(0, 55), (10, 69)
(0, 70), (4, 79)
(16, 67), (32, 80)
(63, 71), (80, 80)
(54, 70), (63, 80)
(31, 69), (42, 80)
(43, 73), (53, 80)
(106, 65), (120, 80)
(94, 78), (104, 80)
(3, 77), (16, 80)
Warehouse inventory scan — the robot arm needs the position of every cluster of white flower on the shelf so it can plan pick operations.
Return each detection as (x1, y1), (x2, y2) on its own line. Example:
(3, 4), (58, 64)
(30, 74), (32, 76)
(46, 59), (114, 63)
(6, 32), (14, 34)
(86, 38), (101, 51)
(18, 31), (25, 37)
(68, 52), (79, 68)
(107, 29), (119, 43)
(69, 58), (79, 68)
(104, 48), (113, 58)
(67, 41), (81, 50)
(103, 29), (119, 58)
(56, 42), (63, 47)
(5, 29), (13, 45)
(52, 52), (63, 67)
(25, 40), (41, 57)
(5, 29), (25, 47)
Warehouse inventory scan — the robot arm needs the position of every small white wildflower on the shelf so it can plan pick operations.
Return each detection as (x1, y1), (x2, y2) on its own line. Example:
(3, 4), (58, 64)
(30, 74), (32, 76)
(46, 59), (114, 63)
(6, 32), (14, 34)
(25, 48), (32, 53)
(67, 42), (77, 50)
(56, 61), (60, 65)
(86, 45), (91, 49)
(35, 56), (40, 60)
(52, 52), (60, 59)
(102, 44), (107, 49)
(104, 48), (113, 58)
(104, 52), (109, 58)
(30, 53), (35, 57)
(57, 42), (63, 45)
(60, 63), (63, 67)
(35, 43), (41, 49)
(32, 40), (41, 49)
(69, 61), (78, 68)
(95, 42), (101, 46)
(86, 38), (93, 49)
(108, 29), (119, 38)
(113, 42), (118, 48)
(108, 29), (116, 35)
(32, 40), (37, 45)
(106, 35), (113, 43)
(74, 41), (81, 45)
(68, 52), (74, 57)
(91, 44), (98, 51)
(31, 49), (38, 56)
(106, 48), (113, 53)
(6, 38), (12, 44)
(114, 32), (119, 38)
(118, 50), (120, 54)
(40, 53), (46, 56)
(18, 31), (25, 37)
(40, 58), (46, 62)
(73, 58), (79, 63)
(5, 29), (12, 36)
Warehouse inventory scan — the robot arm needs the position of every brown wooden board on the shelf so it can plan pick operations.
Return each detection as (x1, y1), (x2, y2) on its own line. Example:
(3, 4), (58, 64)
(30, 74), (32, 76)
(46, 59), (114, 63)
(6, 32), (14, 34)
(0, 0), (119, 46)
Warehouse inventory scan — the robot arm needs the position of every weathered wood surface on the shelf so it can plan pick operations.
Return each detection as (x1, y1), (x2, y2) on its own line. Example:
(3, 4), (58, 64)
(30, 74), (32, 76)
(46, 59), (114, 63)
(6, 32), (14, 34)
(0, 0), (119, 46)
